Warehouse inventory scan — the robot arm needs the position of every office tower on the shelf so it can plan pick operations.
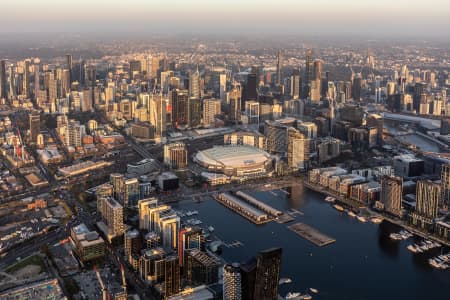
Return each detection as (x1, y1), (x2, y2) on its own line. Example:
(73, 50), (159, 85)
(149, 94), (167, 138)
(171, 89), (189, 127)
(160, 212), (180, 250)
(129, 60), (142, 76)
(228, 83), (242, 124)
(352, 73), (362, 101)
(61, 69), (70, 96)
(189, 67), (201, 99)
(163, 142), (188, 169)
(151, 56), (160, 80)
(124, 178), (140, 207)
(178, 227), (202, 266)
(187, 97), (201, 127)
(302, 49), (314, 99)
(287, 127), (309, 170)
(22, 59), (30, 98)
(164, 256), (180, 298)
(184, 249), (220, 285)
(310, 59), (322, 101)
(276, 50), (284, 86)
(29, 111), (40, 144)
(223, 263), (242, 300)
(66, 54), (72, 82)
(244, 73), (257, 103)
(290, 69), (300, 99)
(219, 73), (227, 100)
(413, 82), (427, 111)
(9, 64), (16, 99)
(245, 100), (260, 124)
(381, 175), (403, 217)
(441, 164), (450, 206)
(414, 180), (440, 221)
(81, 88), (93, 112)
(0, 60), (7, 99)
(138, 198), (159, 230)
(203, 98), (221, 127)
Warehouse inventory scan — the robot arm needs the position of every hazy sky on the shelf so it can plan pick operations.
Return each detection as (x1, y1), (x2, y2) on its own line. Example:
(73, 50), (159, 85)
(2, 0), (450, 37)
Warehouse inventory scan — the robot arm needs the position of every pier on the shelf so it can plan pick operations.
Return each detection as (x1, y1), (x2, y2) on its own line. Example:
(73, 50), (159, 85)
(302, 179), (450, 247)
(288, 222), (336, 247)
(214, 193), (272, 224)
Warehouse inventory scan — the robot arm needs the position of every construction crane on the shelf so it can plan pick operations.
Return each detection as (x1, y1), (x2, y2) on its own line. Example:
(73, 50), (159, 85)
(120, 264), (127, 294)
(94, 266), (108, 300)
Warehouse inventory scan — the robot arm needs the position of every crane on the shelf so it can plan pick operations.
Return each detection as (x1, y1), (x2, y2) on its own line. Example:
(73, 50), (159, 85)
(94, 266), (108, 300)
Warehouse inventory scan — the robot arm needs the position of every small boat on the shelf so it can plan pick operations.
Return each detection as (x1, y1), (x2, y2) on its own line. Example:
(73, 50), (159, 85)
(279, 278), (292, 285)
(286, 292), (301, 299)
(208, 226), (214, 232)
(333, 204), (344, 212)
(347, 211), (356, 218)
(370, 216), (383, 224)
(301, 295), (312, 300)
(407, 244), (418, 253)
(325, 196), (336, 203)
(356, 216), (367, 223)
(309, 288), (319, 294)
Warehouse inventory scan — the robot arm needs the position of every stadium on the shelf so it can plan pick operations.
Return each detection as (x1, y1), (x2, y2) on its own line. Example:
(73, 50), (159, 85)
(194, 145), (273, 181)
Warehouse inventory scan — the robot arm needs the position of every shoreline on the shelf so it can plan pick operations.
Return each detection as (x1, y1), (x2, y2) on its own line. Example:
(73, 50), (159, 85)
(302, 180), (450, 247)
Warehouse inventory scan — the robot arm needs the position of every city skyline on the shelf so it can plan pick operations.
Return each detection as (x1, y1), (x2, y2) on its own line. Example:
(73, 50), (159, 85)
(1, 0), (450, 37)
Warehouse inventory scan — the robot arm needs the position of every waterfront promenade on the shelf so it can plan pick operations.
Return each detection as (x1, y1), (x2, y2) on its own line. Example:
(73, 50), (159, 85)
(302, 180), (450, 247)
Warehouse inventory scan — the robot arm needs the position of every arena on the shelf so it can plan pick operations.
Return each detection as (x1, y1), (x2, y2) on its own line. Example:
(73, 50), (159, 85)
(194, 145), (273, 181)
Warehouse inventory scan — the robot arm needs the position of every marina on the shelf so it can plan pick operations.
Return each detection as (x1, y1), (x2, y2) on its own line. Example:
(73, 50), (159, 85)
(287, 222), (336, 247)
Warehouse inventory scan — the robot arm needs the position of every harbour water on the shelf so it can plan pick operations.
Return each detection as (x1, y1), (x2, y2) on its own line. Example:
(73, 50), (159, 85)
(174, 183), (450, 300)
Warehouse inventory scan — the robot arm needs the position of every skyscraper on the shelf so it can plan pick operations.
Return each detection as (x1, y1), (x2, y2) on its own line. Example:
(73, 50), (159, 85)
(244, 73), (257, 103)
(189, 67), (201, 99)
(276, 50), (284, 86)
(0, 60), (7, 99)
(290, 69), (300, 99)
(29, 111), (40, 144)
(171, 89), (189, 127)
(287, 127), (309, 170)
(381, 175), (403, 217)
(228, 82), (242, 124)
(223, 263), (242, 300)
(66, 54), (72, 83)
(302, 49), (314, 99)
(187, 97), (201, 127)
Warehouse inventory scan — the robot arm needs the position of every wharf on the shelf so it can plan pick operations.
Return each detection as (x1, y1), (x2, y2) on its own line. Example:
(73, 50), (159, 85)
(302, 180), (450, 247)
(288, 222), (336, 247)
(275, 213), (295, 224)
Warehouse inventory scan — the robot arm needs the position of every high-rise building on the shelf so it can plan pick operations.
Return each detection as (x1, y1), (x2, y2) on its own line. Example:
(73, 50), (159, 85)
(163, 142), (188, 169)
(245, 100), (260, 124)
(97, 196), (125, 240)
(352, 73), (362, 101)
(171, 89), (189, 127)
(138, 198), (159, 230)
(241, 247), (282, 300)
(124, 229), (142, 263)
(411, 180), (440, 228)
(223, 263), (242, 300)
(287, 127), (310, 170)
(0, 60), (7, 99)
(187, 97), (201, 127)
(228, 83), (242, 124)
(66, 54), (72, 82)
(441, 164), (450, 206)
(276, 50), (284, 86)
(290, 69), (300, 99)
(29, 111), (40, 144)
(203, 98), (221, 127)
(164, 256), (180, 298)
(302, 49), (314, 99)
(178, 227), (203, 266)
(160, 211), (180, 250)
(189, 67), (201, 99)
(380, 175), (403, 217)
(123, 178), (140, 207)
(184, 249), (220, 286)
(244, 73), (257, 103)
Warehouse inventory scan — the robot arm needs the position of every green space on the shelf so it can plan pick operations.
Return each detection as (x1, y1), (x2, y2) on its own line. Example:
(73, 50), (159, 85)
(5, 255), (47, 274)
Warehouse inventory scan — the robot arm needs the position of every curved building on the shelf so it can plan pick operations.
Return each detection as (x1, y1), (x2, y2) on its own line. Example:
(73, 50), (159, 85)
(194, 145), (272, 180)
